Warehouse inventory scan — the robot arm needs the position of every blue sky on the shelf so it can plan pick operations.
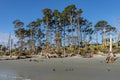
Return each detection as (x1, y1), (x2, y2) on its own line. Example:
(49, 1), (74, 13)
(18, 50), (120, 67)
(0, 0), (120, 44)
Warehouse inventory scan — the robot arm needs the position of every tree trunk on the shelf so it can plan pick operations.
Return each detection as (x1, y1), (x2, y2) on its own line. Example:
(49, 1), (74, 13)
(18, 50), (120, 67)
(76, 15), (80, 46)
(103, 28), (106, 46)
(63, 25), (66, 55)
(110, 35), (112, 52)
(96, 32), (98, 45)
(80, 27), (82, 46)
(70, 16), (74, 45)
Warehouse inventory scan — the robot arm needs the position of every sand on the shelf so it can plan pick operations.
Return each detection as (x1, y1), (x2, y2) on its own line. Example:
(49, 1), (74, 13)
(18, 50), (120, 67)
(0, 55), (120, 80)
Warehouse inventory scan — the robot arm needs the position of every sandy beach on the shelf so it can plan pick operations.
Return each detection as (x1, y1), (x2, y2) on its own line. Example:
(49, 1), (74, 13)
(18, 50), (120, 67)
(0, 55), (120, 80)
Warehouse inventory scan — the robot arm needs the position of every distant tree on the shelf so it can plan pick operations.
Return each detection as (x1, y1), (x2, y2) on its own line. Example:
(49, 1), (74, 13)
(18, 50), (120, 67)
(27, 19), (41, 51)
(35, 18), (44, 46)
(82, 20), (93, 48)
(95, 20), (116, 46)
(106, 25), (116, 35)
(53, 9), (61, 51)
(42, 8), (52, 47)
(63, 4), (76, 45)
(13, 20), (24, 55)
(75, 9), (83, 46)
(95, 20), (108, 46)
(60, 11), (69, 47)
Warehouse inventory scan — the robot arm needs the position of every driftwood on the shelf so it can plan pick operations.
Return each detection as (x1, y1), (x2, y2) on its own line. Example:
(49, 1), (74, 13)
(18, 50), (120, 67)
(81, 51), (93, 58)
(106, 57), (115, 63)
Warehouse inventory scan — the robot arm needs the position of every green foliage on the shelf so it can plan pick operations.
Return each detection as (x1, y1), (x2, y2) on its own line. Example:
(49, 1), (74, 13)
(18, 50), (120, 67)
(44, 41), (50, 46)
(89, 45), (96, 52)
(79, 48), (85, 53)
(25, 50), (33, 55)
(67, 46), (75, 53)
(10, 4), (118, 56)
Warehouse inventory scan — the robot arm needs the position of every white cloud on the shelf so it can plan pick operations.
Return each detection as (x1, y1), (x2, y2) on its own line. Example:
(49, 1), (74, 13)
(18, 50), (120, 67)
(0, 32), (18, 45)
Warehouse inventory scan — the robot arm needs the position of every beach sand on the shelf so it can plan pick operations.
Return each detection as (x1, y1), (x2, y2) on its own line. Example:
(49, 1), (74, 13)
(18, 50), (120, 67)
(0, 55), (120, 80)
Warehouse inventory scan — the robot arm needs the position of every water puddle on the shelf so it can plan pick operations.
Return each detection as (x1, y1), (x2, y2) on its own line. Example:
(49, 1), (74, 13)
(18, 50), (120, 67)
(0, 70), (31, 80)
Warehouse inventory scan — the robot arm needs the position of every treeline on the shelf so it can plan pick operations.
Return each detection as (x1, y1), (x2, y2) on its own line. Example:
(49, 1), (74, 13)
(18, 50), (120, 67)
(1, 4), (118, 57)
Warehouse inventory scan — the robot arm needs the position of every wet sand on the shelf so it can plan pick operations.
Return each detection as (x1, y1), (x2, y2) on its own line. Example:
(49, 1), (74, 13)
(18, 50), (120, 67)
(0, 55), (120, 80)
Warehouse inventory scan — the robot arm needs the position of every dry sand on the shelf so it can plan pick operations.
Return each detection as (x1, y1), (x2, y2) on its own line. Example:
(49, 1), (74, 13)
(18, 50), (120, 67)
(0, 55), (120, 80)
